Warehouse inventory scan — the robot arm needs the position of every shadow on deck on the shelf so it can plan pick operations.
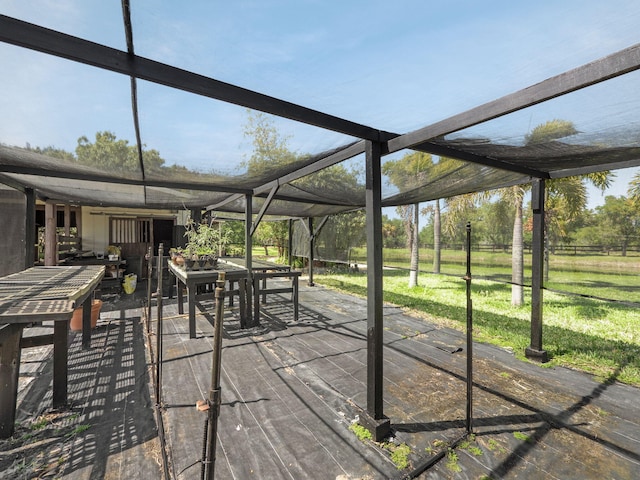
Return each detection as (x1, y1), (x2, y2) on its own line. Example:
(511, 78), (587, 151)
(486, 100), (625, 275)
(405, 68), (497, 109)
(2, 278), (639, 479)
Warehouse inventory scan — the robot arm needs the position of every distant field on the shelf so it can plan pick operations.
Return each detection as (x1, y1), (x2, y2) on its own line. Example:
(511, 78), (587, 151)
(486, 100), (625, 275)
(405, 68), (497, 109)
(346, 247), (640, 304)
(253, 245), (640, 303)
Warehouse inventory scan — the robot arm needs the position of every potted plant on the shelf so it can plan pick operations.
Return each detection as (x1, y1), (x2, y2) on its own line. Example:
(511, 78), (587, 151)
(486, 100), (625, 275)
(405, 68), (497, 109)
(182, 217), (230, 270)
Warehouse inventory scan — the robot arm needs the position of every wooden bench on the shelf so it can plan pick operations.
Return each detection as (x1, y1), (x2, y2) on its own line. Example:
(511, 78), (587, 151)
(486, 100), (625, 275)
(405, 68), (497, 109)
(252, 270), (301, 322)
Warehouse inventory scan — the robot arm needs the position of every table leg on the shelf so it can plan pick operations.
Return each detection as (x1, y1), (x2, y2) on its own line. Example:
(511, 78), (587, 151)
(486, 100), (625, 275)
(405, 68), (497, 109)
(81, 296), (92, 350)
(52, 319), (68, 408)
(253, 277), (261, 327)
(238, 279), (247, 329)
(188, 286), (196, 339)
(177, 278), (184, 315)
(293, 275), (299, 322)
(0, 324), (23, 439)
(262, 276), (267, 304)
(228, 280), (235, 307)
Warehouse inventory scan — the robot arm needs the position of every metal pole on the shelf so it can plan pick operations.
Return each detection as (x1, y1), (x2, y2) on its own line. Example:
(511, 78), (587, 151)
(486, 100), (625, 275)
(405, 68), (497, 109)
(307, 217), (314, 287)
(204, 271), (226, 480)
(156, 243), (164, 406)
(465, 222), (473, 434)
(146, 245), (153, 333)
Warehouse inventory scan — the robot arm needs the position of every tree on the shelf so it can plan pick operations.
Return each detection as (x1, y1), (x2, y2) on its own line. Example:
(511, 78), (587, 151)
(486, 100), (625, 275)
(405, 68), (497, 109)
(243, 111), (364, 263)
(254, 220), (289, 257)
(75, 131), (165, 174)
(628, 172), (640, 207)
(505, 119), (611, 304)
(243, 111), (298, 176)
(382, 152), (435, 287)
(30, 145), (75, 162)
(382, 216), (406, 248)
(596, 196), (640, 255)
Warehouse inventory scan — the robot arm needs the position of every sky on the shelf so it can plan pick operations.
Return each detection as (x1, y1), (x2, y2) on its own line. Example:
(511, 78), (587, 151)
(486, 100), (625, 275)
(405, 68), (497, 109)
(1, 0), (639, 209)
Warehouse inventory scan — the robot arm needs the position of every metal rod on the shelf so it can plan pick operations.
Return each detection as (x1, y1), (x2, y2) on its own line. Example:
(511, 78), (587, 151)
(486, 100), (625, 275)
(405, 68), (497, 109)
(204, 271), (226, 480)
(156, 243), (164, 407)
(465, 222), (473, 434)
(146, 245), (153, 334)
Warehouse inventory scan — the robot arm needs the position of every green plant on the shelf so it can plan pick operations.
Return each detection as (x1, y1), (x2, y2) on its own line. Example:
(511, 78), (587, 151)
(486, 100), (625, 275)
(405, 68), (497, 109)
(184, 217), (232, 259)
(486, 438), (507, 454)
(513, 431), (531, 442)
(387, 442), (411, 470)
(349, 422), (372, 442)
(30, 417), (49, 431)
(445, 448), (461, 472)
(66, 424), (91, 437)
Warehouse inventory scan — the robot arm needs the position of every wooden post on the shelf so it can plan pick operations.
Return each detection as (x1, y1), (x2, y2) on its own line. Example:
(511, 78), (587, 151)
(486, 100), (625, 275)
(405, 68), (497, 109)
(24, 188), (36, 269)
(361, 139), (390, 441)
(244, 194), (253, 327)
(307, 217), (314, 287)
(526, 179), (549, 362)
(0, 324), (24, 438)
(44, 202), (57, 266)
(63, 204), (71, 237)
(287, 219), (293, 267)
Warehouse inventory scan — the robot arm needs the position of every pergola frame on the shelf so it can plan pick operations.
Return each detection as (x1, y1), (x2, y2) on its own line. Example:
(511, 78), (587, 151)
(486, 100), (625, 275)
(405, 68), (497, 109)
(2, 10), (640, 441)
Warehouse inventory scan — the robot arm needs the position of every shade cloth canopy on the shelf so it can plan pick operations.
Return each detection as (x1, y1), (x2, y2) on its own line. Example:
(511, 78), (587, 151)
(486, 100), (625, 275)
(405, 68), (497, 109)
(1, 2), (639, 216)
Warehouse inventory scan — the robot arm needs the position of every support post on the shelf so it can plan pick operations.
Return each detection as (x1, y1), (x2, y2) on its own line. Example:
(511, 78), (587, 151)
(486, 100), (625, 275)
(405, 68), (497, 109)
(465, 222), (473, 433)
(0, 324), (23, 438)
(146, 246), (153, 333)
(526, 179), (549, 362)
(361, 139), (390, 441)
(24, 188), (36, 269)
(287, 219), (293, 267)
(63, 204), (71, 237)
(244, 194), (254, 327)
(44, 201), (57, 266)
(307, 217), (314, 286)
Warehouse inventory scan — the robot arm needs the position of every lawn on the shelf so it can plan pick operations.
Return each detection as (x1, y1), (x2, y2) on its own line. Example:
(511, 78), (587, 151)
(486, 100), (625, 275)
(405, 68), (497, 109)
(348, 247), (640, 304)
(313, 269), (640, 387)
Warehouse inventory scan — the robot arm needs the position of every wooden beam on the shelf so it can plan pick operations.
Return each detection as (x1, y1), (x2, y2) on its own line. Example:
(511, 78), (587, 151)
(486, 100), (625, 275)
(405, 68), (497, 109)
(0, 15), (384, 142)
(250, 184), (279, 237)
(253, 141), (366, 196)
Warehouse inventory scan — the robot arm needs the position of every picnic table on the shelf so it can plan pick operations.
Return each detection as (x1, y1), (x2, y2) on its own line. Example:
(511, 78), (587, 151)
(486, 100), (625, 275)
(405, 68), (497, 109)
(0, 265), (105, 438)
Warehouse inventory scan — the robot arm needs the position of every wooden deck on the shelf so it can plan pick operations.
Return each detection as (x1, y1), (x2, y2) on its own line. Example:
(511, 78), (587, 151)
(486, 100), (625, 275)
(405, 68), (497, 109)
(2, 277), (640, 479)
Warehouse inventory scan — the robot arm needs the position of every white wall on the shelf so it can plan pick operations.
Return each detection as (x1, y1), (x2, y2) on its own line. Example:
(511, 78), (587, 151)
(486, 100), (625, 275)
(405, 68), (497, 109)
(81, 206), (185, 255)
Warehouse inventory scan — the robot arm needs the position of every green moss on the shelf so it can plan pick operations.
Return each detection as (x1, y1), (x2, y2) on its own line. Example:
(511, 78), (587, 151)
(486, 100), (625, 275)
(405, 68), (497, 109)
(349, 422), (372, 442)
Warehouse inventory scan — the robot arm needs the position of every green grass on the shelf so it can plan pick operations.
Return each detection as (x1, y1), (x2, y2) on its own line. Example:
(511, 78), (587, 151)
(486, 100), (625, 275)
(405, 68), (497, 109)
(315, 269), (640, 386)
(348, 247), (640, 304)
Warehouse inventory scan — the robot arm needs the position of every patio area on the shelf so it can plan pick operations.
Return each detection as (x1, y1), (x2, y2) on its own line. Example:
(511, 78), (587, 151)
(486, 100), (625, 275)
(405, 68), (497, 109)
(2, 277), (639, 479)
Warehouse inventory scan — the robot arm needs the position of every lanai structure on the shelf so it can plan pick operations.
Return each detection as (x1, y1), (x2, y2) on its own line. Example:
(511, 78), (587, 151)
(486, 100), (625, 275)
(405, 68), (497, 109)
(1, 1), (640, 446)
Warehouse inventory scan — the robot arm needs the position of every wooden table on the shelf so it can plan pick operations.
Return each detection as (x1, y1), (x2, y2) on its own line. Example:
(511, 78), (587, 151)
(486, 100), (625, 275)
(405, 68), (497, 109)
(0, 265), (105, 438)
(168, 261), (251, 337)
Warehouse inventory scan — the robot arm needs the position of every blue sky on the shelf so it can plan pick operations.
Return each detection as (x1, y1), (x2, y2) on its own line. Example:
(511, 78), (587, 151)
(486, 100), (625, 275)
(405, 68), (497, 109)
(1, 0), (639, 208)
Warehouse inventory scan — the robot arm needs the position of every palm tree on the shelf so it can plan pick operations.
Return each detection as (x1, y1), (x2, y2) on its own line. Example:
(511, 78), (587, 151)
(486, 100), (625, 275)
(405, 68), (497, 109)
(382, 152), (436, 287)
